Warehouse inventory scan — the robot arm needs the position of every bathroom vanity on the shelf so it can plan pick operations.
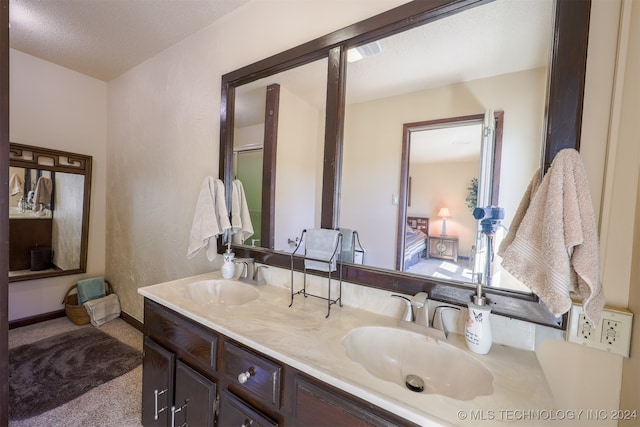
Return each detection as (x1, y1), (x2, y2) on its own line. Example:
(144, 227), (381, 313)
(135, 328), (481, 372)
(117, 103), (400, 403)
(139, 272), (556, 427)
(142, 298), (414, 427)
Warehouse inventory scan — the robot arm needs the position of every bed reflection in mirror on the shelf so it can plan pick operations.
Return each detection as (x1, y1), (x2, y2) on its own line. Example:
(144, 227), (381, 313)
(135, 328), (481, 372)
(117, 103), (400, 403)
(8, 143), (92, 282)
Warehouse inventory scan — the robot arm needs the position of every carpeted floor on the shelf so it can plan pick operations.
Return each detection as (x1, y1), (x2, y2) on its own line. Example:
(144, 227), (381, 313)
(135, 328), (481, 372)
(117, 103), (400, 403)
(8, 317), (143, 427)
(405, 257), (475, 282)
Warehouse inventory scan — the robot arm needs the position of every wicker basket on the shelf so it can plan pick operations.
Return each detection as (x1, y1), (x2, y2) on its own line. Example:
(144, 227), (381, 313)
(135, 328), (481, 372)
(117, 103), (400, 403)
(63, 280), (112, 326)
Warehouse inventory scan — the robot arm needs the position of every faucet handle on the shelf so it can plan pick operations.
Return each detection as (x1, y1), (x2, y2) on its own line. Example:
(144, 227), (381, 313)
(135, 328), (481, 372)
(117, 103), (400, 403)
(410, 292), (428, 308)
(433, 305), (461, 338)
(254, 265), (268, 284)
(233, 257), (255, 263)
(391, 294), (413, 322)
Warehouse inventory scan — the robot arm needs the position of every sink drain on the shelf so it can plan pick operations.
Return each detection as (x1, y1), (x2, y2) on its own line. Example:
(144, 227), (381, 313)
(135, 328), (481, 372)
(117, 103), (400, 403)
(405, 374), (424, 392)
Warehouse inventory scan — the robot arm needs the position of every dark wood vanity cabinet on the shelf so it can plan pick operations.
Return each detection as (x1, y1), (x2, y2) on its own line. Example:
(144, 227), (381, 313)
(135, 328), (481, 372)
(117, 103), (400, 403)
(142, 333), (217, 426)
(142, 299), (418, 427)
(141, 337), (174, 426)
(9, 218), (52, 271)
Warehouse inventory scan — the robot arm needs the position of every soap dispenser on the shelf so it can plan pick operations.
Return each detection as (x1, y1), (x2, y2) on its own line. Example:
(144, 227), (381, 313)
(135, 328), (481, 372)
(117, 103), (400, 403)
(465, 283), (492, 354)
(221, 248), (235, 279)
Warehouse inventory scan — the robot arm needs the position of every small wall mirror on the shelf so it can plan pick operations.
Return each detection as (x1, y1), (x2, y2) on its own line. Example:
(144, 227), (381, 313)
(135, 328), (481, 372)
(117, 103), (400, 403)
(8, 143), (92, 282)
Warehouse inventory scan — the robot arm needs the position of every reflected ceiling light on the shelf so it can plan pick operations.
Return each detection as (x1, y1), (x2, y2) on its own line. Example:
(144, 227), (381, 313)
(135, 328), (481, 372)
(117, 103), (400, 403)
(347, 40), (382, 63)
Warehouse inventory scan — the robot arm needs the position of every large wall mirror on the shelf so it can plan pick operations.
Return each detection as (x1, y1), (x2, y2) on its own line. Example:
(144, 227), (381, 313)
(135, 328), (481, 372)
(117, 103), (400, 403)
(220, 0), (590, 328)
(8, 143), (92, 282)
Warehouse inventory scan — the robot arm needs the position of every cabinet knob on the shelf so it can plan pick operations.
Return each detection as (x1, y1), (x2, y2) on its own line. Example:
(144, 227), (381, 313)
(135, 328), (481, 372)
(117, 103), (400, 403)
(242, 418), (254, 427)
(237, 366), (256, 384)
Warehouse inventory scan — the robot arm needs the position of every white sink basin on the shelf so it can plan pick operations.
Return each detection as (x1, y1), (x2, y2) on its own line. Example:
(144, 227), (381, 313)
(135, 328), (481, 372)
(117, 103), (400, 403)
(183, 279), (260, 306)
(342, 326), (493, 400)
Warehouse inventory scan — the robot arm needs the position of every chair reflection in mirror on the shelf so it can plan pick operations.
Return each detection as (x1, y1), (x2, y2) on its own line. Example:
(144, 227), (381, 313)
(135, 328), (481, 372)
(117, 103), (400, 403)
(290, 228), (343, 318)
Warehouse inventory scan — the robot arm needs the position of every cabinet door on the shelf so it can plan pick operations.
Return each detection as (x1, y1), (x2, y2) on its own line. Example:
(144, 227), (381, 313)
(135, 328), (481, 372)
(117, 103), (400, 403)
(142, 337), (175, 427)
(218, 390), (278, 427)
(173, 361), (217, 427)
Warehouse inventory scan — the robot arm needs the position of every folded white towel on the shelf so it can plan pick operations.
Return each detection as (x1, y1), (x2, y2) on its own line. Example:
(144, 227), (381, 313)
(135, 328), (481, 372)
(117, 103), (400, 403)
(304, 229), (341, 272)
(33, 176), (53, 212)
(9, 173), (23, 196)
(187, 177), (231, 261)
(84, 294), (121, 327)
(231, 179), (254, 244)
(500, 149), (605, 325)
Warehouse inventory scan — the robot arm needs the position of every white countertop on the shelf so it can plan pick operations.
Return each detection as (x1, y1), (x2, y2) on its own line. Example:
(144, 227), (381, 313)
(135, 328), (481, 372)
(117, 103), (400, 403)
(139, 272), (556, 427)
(9, 208), (52, 219)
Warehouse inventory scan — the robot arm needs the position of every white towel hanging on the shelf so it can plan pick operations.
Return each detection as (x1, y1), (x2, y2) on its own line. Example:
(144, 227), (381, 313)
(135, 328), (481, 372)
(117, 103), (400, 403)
(33, 176), (53, 212)
(9, 173), (23, 196)
(231, 179), (254, 244)
(187, 177), (231, 261)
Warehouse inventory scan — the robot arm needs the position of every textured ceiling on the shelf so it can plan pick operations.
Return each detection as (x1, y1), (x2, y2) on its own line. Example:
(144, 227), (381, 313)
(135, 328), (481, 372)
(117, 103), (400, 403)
(9, 0), (250, 81)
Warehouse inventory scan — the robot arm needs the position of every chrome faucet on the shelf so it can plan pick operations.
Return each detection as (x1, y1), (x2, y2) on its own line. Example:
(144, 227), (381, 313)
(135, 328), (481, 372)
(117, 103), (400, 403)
(253, 265), (268, 284)
(233, 257), (255, 279)
(411, 292), (429, 328)
(391, 292), (429, 326)
(432, 305), (461, 338)
(391, 292), (451, 340)
(233, 258), (268, 285)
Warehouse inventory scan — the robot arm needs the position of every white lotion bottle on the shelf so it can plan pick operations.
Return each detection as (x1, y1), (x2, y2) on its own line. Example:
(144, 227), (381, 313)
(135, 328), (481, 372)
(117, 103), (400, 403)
(465, 283), (492, 354)
(221, 249), (235, 279)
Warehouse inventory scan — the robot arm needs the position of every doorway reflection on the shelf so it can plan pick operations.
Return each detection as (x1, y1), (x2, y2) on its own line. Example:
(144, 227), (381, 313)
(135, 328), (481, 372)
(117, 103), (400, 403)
(402, 120), (483, 280)
(233, 147), (263, 246)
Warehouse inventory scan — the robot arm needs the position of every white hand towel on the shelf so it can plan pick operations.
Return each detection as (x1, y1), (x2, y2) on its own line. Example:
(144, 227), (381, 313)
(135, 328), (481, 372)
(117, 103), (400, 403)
(33, 176), (53, 212)
(304, 229), (341, 272)
(500, 149), (605, 325)
(9, 173), (23, 196)
(84, 293), (121, 327)
(187, 177), (231, 261)
(231, 179), (254, 244)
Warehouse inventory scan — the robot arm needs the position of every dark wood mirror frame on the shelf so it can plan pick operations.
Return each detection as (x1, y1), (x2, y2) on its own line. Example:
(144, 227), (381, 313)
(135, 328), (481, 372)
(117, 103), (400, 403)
(8, 143), (92, 282)
(220, 0), (591, 328)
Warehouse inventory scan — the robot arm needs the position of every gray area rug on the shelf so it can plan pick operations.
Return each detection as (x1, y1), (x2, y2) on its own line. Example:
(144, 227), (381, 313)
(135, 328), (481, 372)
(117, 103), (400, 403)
(9, 327), (142, 421)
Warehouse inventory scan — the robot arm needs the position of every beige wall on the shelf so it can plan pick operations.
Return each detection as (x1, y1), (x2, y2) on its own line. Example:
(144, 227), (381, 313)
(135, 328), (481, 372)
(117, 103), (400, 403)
(410, 160), (479, 258)
(105, 0), (409, 320)
(8, 49), (107, 321)
(274, 85), (322, 251)
(617, 0), (640, 422)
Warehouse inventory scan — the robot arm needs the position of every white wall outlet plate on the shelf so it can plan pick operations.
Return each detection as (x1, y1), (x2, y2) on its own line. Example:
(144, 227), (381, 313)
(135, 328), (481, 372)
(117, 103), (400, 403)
(566, 303), (633, 357)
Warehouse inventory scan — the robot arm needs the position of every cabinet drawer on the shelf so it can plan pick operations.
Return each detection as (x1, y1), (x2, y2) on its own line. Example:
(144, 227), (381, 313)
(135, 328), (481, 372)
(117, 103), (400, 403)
(223, 341), (282, 409)
(293, 376), (418, 427)
(219, 390), (278, 427)
(144, 300), (218, 371)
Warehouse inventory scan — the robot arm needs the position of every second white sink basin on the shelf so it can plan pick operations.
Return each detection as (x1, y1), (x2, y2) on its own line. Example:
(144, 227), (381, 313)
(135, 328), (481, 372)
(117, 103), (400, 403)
(183, 279), (260, 306)
(342, 326), (493, 400)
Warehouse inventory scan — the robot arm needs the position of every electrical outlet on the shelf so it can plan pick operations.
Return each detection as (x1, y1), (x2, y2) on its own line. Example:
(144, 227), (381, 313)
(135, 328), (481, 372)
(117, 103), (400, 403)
(578, 314), (596, 341)
(567, 303), (633, 358)
(601, 318), (620, 345)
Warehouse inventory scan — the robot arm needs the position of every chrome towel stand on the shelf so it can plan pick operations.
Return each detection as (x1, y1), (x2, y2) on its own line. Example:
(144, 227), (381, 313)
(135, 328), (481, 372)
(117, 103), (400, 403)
(289, 229), (343, 318)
